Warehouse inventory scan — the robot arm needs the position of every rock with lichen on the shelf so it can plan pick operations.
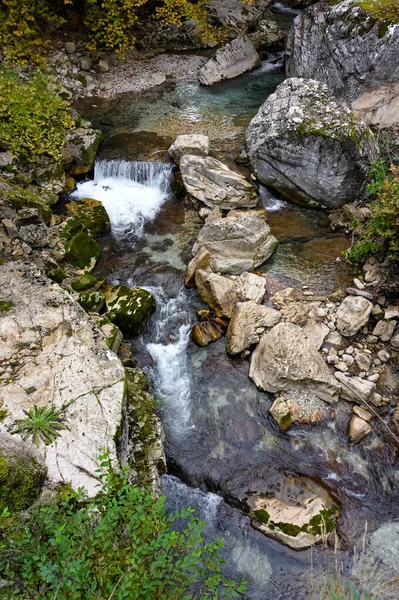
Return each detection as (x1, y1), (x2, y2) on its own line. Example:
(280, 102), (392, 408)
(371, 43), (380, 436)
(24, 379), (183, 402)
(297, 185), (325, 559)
(104, 285), (156, 336)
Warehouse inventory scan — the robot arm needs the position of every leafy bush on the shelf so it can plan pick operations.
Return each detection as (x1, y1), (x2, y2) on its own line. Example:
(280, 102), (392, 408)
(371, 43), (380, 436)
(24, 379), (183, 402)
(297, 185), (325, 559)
(0, 453), (246, 599)
(345, 163), (399, 265)
(359, 0), (399, 23)
(0, 68), (74, 162)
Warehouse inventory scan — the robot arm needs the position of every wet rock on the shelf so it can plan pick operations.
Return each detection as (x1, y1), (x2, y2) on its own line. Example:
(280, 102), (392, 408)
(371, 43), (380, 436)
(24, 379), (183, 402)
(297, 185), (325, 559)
(0, 432), (47, 512)
(248, 475), (339, 550)
(334, 372), (376, 403)
(199, 36), (260, 85)
(33, 159), (65, 196)
(0, 151), (14, 169)
(71, 272), (98, 292)
(0, 261), (125, 496)
(246, 78), (376, 209)
(353, 405), (372, 422)
(372, 320), (396, 342)
(226, 301), (281, 354)
(0, 177), (52, 222)
(347, 415), (372, 445)
(195, 270), (236, 318)
(385, 305), (399, 319)
(286, 0), (399, 127)
(192, 210), (278, 275)
(104, 285), (156, 336)
(15, 208), (49, 248)
(64, 231), (102, 271)
(65, 198), (111, 236)
(65, 127), (103, 175)
(180, 154), (257, 209)
(169, 134), (210, 162)
(336, 296), (373, 337)
(249, 322), (339, 402)
(235, 271), (267, 304)
(191, 317), (228, 347)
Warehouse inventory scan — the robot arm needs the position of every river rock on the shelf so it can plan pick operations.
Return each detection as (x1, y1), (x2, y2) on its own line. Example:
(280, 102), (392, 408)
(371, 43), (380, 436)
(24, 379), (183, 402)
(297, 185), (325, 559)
(0, 431), (47, 511)
(65, 198), (111, 236)
(206, 0), (273, 33)
(270, 389), (328, 431)
(199, 36), (260, 86)
(65, 127), (103, 175)
(15, 208), (50, 248)
(169, 134), (210, 162)
(302, 319), (330, 350)
(64, 231), (102, 271)
(195, 270), (236, 318)
(226, 301), (281, 354)
(0, 261), (126, 496)
(249, 19), (285, 51)
(192, 210), (278, 275)
(334, 372), (376, 403)
(235, 271), (267, 304)
(191, 318), (228, 347)
(248, 475), (339, 550)
(104, 285), (156, 336)
(286, 0), (399, 127)
(347, 415), (372, 445)
(180, 154), (257, 209)
(185, 248), (211, 287)
(246, 78), (376, 208)
(336, 296), (373, 337)
(249, 322), (339, 401)
(372, 319), (396, 342)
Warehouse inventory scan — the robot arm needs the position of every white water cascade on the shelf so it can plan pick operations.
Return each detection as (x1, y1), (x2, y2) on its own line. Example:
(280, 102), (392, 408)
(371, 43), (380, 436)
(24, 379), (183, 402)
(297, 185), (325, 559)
(72, 159), (172, 238)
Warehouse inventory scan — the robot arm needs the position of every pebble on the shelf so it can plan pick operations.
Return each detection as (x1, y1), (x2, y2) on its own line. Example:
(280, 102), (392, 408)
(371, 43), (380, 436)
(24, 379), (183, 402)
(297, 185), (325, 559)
(368, 373), (380, 383)
(327, 322), (336, 330)
(346, 346), (354, 354)
(327, 355), (339, 365)
(385, 305), (399, 319)
(346, 287), (373, 300)
(353, 278), (365, 290)
(359, 372), (366, 378)
(377, 296), (386, 306)
(366, 335), (378, 344)
(372, 304), (383, 317)
(377, 349), (390, 363)
(303, 290), (314, 296)
(329, 347), (337, 356)
(371, 392), (383, 406)
(322, 347), (329, 354)
(373, 358), (382, 367)
(353, 405), (372, 422)
(338, 349), (344, 356)
(355, 353), (371, 372)
(335, 361), (348, 372)
(342, 354), (355, 366)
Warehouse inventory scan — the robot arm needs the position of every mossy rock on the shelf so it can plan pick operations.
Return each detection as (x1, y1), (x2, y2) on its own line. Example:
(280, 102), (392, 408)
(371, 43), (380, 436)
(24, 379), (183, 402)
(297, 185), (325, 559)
(105, 285), (156, 336)
(47, 264), (66, 284)
(0, 433), (47, 512)
(0, 177), (52, 223)
(78, 291), (105, 312)
(65, 198), (110, 236)
(64, 231), (101, 271)
(71, 272), (98, 291)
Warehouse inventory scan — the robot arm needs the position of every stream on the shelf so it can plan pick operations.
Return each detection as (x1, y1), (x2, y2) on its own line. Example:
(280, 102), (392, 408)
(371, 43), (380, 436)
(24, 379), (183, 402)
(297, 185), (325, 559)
(72, 7), (399, 597)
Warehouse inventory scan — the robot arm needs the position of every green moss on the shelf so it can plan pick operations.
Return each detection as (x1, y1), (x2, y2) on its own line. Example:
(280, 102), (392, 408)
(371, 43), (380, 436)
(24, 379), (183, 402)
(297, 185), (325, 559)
(303, 505), (339, 536)
(278, 413), (293, 431)
(78, 291), (105, 312)
(105, 285), (156, 336)
(64, 231), (101, 271)
(0, 177), (52, 223)
(0, 409), (8, 422)
(65, 198), (110, 236)
(0, 300), (13, 311)
(271, 521), (302, 537)
(25, 386), (36, 394)
(59, 217), (88, 240)
(254, 509), (270, 525)
(47, 264), (65, 284)
(0, 452), (46, 512)
(71, 272), (98, 291)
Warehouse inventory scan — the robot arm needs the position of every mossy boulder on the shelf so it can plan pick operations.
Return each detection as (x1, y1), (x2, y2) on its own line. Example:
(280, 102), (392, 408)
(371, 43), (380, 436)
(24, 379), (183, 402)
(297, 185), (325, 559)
(0, 177), (52, 223)
(71, 272), (98, 291)
(64, 127), (103, 175)
(0, 432), (47, 512)
(64, 231), (102, 271)
(65, 198), (110, 236)
(78, 291), (105, 312)
(105, 285), (156, 336)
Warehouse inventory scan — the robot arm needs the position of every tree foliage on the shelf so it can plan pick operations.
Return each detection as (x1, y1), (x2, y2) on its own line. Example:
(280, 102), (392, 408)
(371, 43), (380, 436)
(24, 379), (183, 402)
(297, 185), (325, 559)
(0, 67), (74, 162)
(0, 453), (246, 599)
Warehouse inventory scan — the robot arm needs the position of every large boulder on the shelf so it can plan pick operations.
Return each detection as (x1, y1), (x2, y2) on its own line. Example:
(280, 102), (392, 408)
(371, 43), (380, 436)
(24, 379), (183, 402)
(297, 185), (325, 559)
(246, 78), (377, 208)
(336, 296), (373, 337)
(192, 210), (278, 274)
(195, 270), (237, 318)
(226, 301), (281, 354)
(249, 322), (339, 401)
(104, 285), (156, 335)
(180, 154), (257, 209)
(199, 36), (260, 85)
(64, 231), (102, 271)
(64, 127), (103, 175)
(65, 198), (111, 236)
(286, 0), (399, 127)
(169, 134), (210, 163)
(206, 0), (273, 33)
(0, 261), (125, 496)
(15, 208), (49, 248)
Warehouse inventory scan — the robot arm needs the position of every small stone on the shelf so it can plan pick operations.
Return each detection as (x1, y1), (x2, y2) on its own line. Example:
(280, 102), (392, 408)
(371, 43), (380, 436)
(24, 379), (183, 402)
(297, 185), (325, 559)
(353, 278), (365, 290)
(359, 372), (366, 378)
(346, 346), (354, 354)
(327, 355), (339, 365)
(373, 358), (381, 366)
(352, 405), (372, 422)
(329, 347), (337, 356)
(335, 361), (348, 372)
(98, 59), (109, 73)
(366, 335), (378, 344)
(342, 354), (355, 366)
(372, 304), (383, 317)
(303, 290), (314, 296)
(363, 348), (372, 354)
(327, 321), (336, 330)
(65, 42), (76, 54)
(347, 415), (371, 444)
(80, 57), (93, 71)
(371, 392), (383, 406)
(325, 330), (343, 346)
(377, 349), (390, 363)
(355, 352), (371, 372)
(322, 347), (329, 354)
(367, 373), (380, 382)
(338, 350), (344, 356)
(385, 305), (399, 319)
(391, 330), (399, 348)
(372, 320), (396, 341)
(377, 296), (386, 306)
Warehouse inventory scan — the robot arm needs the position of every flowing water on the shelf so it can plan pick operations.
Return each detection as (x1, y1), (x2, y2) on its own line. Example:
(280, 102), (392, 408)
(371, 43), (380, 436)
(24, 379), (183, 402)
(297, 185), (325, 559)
(71, 15), (399, 597)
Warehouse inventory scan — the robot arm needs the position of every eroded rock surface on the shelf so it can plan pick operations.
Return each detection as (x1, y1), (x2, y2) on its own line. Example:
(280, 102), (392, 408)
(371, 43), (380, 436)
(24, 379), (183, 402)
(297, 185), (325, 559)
(246, 78), (376, 208)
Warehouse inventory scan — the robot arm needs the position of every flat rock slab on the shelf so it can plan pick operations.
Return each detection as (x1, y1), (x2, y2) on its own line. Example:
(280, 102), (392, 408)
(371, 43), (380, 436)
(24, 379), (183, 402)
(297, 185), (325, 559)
(199, 36), (260, 85)
(0, 261), (125, 496)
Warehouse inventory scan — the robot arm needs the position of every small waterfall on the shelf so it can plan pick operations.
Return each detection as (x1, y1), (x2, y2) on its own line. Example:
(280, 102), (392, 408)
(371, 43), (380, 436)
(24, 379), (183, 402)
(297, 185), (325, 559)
(144, 287), (194, 433)
(259, 184), (288, 212)
(72, 159), (172, 238)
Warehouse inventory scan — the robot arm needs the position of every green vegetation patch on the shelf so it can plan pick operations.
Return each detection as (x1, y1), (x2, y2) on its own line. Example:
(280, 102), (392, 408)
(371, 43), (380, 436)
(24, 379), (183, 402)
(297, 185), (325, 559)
(0, 300), (12, 312)
(0, 68), (74, 162)
(65, 198), (111, 236)
(359, 0), (399, 24)
(0, 452), (46, 512)
(78, 291), (105, 312)
(71, 272), (98, 291)
(0, 177), (52, 222)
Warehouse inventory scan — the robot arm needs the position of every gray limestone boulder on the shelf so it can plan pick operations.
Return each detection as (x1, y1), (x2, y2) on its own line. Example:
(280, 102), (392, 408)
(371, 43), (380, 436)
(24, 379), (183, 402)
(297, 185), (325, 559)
(336, 296), (373, 337)
(199, 36), (260, 86)
(192, 210), (278, 275)
(15, 208), (49, 248)
(286, 0), (399, 127)
(246, 78), (377, 208)
(226, 301), (281, 354)
(180, 154), (258, 209)
(169, 134), (209, 163)
(249, 322), (339, 402)
(65, 127), (103, 175)
(206, 0), (273, 33)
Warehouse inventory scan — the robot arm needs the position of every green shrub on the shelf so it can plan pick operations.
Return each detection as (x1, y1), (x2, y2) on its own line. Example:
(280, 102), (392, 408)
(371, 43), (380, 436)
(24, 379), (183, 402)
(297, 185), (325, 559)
(0, 68), (74, 162)
(345, 164), (399, 265)
(359, 0), (399, 23)
(0, 453), (245, 599)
